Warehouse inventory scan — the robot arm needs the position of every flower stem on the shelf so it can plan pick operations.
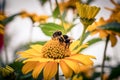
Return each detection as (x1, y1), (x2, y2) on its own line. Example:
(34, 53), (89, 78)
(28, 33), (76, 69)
(49, 0), (53, 15)
(55, 0), (64, 30)
(55, 63), (59, 80)
(101, 35), (109, 80)
(79, 26), (86, 46)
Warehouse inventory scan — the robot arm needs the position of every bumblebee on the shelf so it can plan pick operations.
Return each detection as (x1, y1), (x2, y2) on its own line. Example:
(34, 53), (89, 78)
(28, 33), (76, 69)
(52, 31), (72, 48)
(52, 30), (62, 39)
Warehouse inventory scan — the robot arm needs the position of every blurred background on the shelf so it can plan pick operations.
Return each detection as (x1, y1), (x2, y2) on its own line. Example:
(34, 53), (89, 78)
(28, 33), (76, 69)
(0, 0), (120, 66)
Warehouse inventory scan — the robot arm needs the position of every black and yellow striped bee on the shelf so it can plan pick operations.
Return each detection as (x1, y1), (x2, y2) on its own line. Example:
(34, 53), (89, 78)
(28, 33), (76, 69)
(52, 31), (72, 48)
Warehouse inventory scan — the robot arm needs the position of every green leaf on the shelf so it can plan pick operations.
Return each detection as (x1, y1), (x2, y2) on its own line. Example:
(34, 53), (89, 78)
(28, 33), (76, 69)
(2, 13), (20, 26)
(108, 65), (120, 80)
(87, 38), (102, 45)
(31, 41), (46, 45)
(40, 23), (65, 36)
(53, 6), (60, 18)
(100, 22), (120, 33)
(9, 61), (23, 73)
(80, 38), (102, 51)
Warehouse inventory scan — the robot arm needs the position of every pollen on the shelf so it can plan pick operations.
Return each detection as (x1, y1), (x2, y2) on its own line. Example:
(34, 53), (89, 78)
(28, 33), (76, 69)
(42, 39), (71, 59)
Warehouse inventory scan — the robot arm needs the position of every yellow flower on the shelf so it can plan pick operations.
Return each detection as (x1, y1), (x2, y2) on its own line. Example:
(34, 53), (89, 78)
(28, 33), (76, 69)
(72, 66), (94, 80)
(20, 11), (31, 18)
(72, 75), (83, 80)
(0, 65), (15, 78)
(0, 24), (4, 35)
(59, 0), (79, 12)
(17, 32), (95, 79)
(76, 2), (100, 19)
(31, 14), (49, 23)
(87, 18), (120, 47)
(20, 11), (49, 23)
(105, 0), (120, 23)
(0, 12), (6, 21)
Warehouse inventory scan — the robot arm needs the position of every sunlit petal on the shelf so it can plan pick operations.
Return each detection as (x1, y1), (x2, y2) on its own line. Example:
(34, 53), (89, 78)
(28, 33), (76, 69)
(60, 60), (73, 78)
(63, 59), (80, 74)
(70, 40), (80, 51)
(30, 45), (43, 53)
(68, 54), (95, 65)
(23, 57), (52, 63)
(32, 62), (46, 79)
(43, 61), (57, 80)
(110, 34), (117, 47)
(99, 30), (108, 38)
(22, 61), (37, 74)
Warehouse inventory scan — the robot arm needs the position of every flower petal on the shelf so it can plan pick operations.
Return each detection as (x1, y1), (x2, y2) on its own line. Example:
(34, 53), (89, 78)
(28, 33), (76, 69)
(22, 61), (37, 74)
(17, 49), (42, 59)
(23, 57), (52, 63)
(70, 40), (80, 51)
(30, 45), (43, 53)
(99, 30), (108, 38)
(71, 43), (88, 54)
(68, 54), (95, 65)
(43, 61), (57, 80)
(110, 34), (117, 47)
(59, 60), (73, 79)
(63, 59), (80, 74)
(32, 62), (46, 79)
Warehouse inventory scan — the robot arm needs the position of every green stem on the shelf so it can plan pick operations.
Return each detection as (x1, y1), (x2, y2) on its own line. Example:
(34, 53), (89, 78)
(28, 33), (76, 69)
(73, 25), (87, 53)
(101, 35), (109, 80)
(79, 26), (86, 46)
(55, 0), (65, 32)
(55, 63), (59, 80)
(49, 0), (53, 15)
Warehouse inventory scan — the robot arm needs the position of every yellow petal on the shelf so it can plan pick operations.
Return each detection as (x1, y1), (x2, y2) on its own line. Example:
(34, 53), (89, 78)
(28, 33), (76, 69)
(30, 45), (43, 53)
(68, 54), (95, 65)
(43, 61), (57, 80)
(70, 40), (80, 51)
(22, 61), (37, 74)
(32, 62), (46, 79)
(63, 59), (80, 74)
(72, 75), (83, 80)
(17, 48), (42, 59)
(110, 34), (117, 47)
(72, 43), (88, 54)
(59, 60), (73, 78)
(23, 57), (51, 63)
(99, 30), (108, 38)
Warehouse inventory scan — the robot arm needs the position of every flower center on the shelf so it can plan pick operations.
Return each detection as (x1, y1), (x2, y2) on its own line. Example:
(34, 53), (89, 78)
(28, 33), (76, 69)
(41, 39), (71, 59)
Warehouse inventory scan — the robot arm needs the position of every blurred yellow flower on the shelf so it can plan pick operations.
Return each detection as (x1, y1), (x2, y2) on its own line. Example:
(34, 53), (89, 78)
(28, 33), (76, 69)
(59, 0), (79, 12)
(87, 18), (120, 46)
(31, 14), (49, 23)
(72, 66), (94, 80)
(60, 22), (72, 31)
(17, 32), (95, 79)
(105, 0), (120, 23)
(72, 75), (83, 80)
(0, 65), (14, 77)
(76, 2), (100, 19)
(0, 13), (6, 21)
(0, 13), (6, 35)
(20, 11), (49, 23)
(0, 24), (4, 35)
(20, 11), (31, 18)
